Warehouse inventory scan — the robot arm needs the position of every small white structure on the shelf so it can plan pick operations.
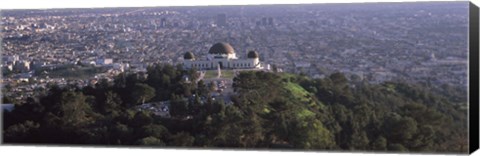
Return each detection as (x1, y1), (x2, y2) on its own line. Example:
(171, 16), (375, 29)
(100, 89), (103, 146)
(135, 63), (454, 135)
(13, 60), (30, 72)
(217, 63), (221, 78)
(96, 58), (113, 65)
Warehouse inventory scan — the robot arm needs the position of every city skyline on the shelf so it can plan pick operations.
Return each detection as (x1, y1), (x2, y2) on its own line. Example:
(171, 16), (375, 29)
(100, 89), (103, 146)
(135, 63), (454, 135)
(0, 0), (463, 9)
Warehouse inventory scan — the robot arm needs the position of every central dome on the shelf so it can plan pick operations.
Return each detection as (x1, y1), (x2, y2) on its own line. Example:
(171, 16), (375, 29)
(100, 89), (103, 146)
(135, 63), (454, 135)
(209, 42), (235, 55)
(247, 50), (259, 58)
(184, 51), (195, 60)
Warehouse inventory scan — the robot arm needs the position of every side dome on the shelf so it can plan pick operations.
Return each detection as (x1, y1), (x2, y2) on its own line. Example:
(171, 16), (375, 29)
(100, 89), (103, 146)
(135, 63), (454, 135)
(184, 52), (195, 60)
(247, 50), (259, 59)
(208, 42), (235, 55)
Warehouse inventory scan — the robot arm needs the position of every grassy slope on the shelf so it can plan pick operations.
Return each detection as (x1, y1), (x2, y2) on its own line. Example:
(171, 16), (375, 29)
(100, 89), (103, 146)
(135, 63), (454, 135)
(204, 70), (234, 79)
(279, 73), (325, 119)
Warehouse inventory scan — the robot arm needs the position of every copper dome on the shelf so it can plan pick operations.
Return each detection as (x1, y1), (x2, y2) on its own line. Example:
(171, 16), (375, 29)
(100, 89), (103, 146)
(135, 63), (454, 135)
(184, 52), (195, 60)
(247, 50), (259, 58)
(208, 42), (235, 55)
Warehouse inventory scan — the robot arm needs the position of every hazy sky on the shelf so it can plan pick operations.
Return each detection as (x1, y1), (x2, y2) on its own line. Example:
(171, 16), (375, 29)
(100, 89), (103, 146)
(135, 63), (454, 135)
(0, 0), (470, 10)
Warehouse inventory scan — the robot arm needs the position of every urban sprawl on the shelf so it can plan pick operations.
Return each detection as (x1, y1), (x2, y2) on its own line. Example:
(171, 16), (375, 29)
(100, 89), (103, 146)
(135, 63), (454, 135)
(1, 2), (469, 102)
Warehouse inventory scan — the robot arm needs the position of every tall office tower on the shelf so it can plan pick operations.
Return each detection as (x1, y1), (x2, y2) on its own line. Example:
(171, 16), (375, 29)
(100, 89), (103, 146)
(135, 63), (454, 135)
(262, 17), (268, 26)
(217, 13), (227, 27)
(268, 17), (274, 26)
(160, 18), (167, 27)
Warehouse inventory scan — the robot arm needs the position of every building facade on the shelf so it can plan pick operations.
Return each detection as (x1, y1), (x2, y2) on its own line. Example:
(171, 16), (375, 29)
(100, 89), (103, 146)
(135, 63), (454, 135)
(183, 42), (267, 70)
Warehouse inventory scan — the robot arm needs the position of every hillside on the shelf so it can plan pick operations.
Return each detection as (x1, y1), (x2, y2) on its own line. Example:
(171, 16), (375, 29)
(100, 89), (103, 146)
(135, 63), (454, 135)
(3, 64), (469, 153)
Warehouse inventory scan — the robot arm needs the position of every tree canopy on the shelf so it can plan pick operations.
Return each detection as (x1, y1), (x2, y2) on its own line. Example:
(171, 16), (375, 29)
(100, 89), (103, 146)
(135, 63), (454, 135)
(3, 64), (468, 153)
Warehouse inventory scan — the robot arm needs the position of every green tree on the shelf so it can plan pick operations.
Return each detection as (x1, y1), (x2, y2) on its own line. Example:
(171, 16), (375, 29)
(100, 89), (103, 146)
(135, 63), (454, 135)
(56, 91), (96, 127)
(103, 91), (122, 116)
(170, 95), (189, 118)
(2, 96), (15, 104)
(329, 72), (348, 86)
(350, 130), (370, 150)
(384, 114), (418, 144)
(197, 80), (209, 97)
(136, 136), (166, 146)
(131, 83), (155, 105)
(208, 105), (244, 147)
(169, 132), (195, 147)
(372, 136), (387, 151)
(3, 120), (40, 143)
(388, 143), (408, 152)
(130, 111), (153, 128)
(289, 117), (335, 149)
(140, 124), (170, 139)
(110, 123), (133, 145)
